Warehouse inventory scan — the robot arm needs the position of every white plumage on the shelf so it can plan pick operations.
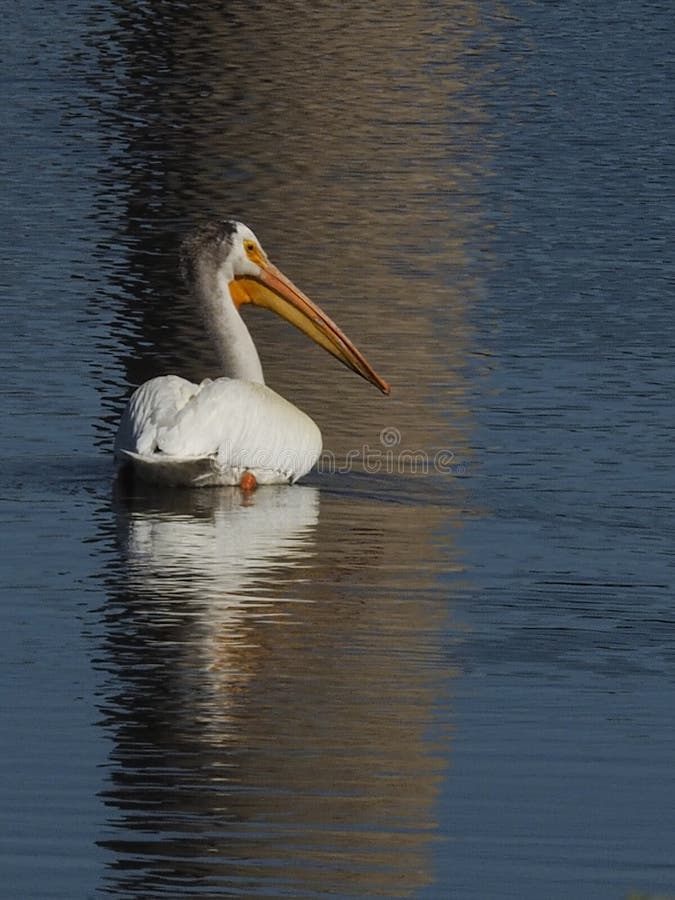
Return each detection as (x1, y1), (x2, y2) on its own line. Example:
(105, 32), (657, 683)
(115, 375), (321, 486)
(114, 220), (389, 488)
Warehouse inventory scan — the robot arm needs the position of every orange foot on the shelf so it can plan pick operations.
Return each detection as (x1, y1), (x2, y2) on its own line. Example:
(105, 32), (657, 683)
(239, 471), (257, 492)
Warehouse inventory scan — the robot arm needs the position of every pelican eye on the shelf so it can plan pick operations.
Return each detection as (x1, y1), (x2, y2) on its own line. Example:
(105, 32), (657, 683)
(245, 241), (257, 255)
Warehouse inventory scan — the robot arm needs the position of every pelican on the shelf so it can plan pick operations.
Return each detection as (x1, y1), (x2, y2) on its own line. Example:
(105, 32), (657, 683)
(115, 220), (390, 487)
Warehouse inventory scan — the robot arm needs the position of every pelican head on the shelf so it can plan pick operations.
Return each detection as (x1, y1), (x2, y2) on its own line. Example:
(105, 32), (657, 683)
(180, 220), (391, 395)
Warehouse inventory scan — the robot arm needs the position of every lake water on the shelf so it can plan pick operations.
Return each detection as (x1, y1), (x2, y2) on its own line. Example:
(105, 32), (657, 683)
(1, 2), (673, 898)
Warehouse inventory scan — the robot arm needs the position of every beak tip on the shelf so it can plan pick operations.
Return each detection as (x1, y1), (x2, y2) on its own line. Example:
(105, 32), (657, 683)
(380, 380), (392, 396)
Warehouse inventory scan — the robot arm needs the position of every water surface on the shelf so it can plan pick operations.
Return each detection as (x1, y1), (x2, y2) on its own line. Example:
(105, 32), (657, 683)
(1, 1), (673, 898)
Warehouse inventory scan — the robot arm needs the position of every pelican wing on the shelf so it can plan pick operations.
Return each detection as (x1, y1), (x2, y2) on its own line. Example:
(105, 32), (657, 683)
(115, 376), (322, 486)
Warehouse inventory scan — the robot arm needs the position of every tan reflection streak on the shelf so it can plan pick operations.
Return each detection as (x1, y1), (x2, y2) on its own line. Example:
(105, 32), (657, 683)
(103, 0), (497, 894)
(163, 0), (493, 462)
(110, 483), (461, 898)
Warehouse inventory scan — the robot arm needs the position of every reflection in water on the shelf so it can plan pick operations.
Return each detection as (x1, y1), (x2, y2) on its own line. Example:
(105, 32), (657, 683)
(86, 0), (484, 895)
(115, 485), (320, 694)
(90, 0), (488, 466)
(97, 483), (454, 897)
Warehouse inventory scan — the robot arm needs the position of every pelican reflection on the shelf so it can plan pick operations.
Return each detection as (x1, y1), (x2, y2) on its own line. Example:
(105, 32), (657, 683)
(97, 485), (445, 898)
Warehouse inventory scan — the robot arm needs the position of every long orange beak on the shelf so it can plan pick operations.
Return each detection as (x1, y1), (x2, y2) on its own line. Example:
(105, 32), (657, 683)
(229, 261), (391, 395)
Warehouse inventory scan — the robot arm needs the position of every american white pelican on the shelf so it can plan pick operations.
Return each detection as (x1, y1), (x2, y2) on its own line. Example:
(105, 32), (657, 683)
(114, 220), (390, 487)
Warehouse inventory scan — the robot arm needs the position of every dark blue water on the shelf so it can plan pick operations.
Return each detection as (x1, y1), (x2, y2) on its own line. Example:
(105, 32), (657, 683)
(1, 2), (673, 898)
